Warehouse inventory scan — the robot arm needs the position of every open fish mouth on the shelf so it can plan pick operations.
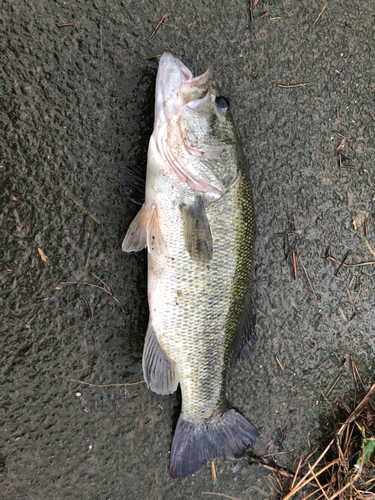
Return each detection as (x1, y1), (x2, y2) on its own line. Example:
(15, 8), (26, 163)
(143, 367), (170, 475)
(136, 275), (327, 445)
(155, 52), (213, 124)
(153, 52), (223, 196)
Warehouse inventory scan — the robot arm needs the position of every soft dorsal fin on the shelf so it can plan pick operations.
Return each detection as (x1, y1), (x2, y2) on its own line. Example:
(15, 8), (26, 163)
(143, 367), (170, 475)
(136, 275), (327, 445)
(143, 321), (179, 395)
(228, 290), (256, 368)
(180, 196), (213, 263)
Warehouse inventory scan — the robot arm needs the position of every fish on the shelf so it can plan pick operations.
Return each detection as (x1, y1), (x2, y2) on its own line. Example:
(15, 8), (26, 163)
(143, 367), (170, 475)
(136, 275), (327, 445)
(122, 52), (259, 478)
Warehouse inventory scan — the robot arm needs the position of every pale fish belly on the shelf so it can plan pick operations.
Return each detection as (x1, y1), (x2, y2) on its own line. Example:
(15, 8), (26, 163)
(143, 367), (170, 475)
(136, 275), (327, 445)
(148, 172), (240, 424)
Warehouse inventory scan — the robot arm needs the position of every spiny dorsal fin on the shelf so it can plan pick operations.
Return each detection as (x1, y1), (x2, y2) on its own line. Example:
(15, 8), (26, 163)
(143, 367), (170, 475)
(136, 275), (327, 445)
(181, 196), (213, 263)
(120, 163), (146, 205)
(143, 321), (178, 395)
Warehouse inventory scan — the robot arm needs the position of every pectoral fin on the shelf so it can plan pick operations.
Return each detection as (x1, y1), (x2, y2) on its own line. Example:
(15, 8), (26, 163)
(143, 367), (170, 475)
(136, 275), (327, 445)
(122, 204), (148, 252)
(147, 205), (166, 255)
(181, 196), (213, 263)
(143, 321), (178, 395)
(122, 204), (166, 255)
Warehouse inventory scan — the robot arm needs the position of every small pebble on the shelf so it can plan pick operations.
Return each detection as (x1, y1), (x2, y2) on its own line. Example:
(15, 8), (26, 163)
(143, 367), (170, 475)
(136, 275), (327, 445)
(76, 392), (81, 397)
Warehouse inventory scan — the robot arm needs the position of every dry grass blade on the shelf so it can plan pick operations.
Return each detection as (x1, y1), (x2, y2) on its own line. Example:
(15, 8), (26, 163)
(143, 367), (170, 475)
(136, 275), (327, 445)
(352, 357), (366, 393)
(79, 293), (92, 319)
(276, 355), (286, 374)
(307, 463), (329, 499)
(91, 273), (126, 312)
(366, 241), (375, 258)
(351, 358), (375, 412)
(301, 488), (325, 500)
(249, 485), (270, 496)
(336, 138), (346, 156)
(335, 250), (351, 276)
(146, 54), (162, 60)
(339, 307), (348, 322)
(291, 58), (302, 73)
(346, 286), (353, 304)
(25, 306), (42, 328)
(291, 454), (304, 490)
(326, 247), (375, 268)
(325, 370), (343, 398)
(69, 379), (144, 387)
(299, 257), (319, 312)
(262, 449), (294, 458)
(271, 471), (283, 493)
(277, 82), (315, 88)
(292, 250), (297, 279)
(60, 274), (125, 313)
(211, 460), (217, 484)
(283, 459), (340, 499)
(71, 198), (100, 224)
(264, 466), (296, 480)
(282, 384), (375, 500)
(314, 3), (328, 23)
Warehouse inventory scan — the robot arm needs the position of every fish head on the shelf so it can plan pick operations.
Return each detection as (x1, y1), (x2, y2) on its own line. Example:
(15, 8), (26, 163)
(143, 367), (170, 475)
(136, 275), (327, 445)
(154, 53), (243, 197)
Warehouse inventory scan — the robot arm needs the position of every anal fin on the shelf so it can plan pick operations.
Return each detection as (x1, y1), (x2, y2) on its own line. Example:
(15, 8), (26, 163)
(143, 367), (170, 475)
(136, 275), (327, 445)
(143, 321), (178, 395)
(181, 196), (213, 263)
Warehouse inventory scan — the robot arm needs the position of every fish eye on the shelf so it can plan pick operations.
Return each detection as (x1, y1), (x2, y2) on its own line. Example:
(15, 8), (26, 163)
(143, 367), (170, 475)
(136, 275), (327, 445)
(215, 96), (230, 113)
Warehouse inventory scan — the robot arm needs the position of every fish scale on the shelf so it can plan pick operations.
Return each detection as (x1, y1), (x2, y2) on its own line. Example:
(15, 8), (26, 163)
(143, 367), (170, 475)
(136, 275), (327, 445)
(150, 169), (253, 423)
(123, 52), (258, 477)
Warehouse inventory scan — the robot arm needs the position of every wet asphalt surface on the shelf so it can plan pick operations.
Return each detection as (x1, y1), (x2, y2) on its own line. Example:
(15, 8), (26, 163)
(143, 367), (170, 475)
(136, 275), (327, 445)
(1, 0), (374, 499)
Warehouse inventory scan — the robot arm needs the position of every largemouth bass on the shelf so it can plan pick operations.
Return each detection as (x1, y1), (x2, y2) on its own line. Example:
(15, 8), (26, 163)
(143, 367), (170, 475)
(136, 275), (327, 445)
(122, 52), (258, 477)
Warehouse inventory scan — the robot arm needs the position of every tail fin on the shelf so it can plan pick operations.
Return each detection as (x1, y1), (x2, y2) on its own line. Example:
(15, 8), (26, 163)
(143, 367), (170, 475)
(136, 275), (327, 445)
(169, 409), (259, 478)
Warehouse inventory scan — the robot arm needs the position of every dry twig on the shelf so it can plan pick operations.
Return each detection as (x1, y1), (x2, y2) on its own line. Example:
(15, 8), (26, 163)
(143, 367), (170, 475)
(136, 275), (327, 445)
(150, 14), (167, 39)
(71, 198), (100, 224)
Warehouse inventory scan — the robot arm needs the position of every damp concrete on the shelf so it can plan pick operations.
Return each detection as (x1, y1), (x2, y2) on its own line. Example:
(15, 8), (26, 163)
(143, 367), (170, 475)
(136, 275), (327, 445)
(1, 0), (375, 498)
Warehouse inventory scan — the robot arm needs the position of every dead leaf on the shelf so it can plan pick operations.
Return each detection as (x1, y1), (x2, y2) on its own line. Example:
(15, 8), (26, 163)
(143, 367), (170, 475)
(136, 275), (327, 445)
(353, 211), (367, 231)
(38, 248), (48, 262)
(10, 191), (24, 202)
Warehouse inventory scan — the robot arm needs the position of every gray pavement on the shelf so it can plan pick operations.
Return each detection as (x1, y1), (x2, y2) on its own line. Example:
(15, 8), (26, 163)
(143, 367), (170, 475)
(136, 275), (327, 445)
(1, 0), (374, 498)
